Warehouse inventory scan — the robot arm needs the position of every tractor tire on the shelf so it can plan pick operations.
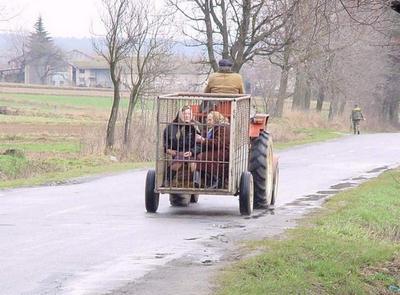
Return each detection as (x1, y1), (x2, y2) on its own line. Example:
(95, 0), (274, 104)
(239, 172), (254, 216)
(190, 194), (199, 203)
(270, 162), (279, 208)
(249, 131), (274, 209)
(169, 194), (191, 207)
(145, 170), (159, 213)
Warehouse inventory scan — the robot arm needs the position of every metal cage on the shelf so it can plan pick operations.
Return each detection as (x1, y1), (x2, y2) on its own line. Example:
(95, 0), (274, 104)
(155, 92), (251, 195)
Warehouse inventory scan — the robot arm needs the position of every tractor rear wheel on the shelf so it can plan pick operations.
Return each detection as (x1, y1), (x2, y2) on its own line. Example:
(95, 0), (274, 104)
(145, 170), (159, 213)
(169, 194), (191, 207)
(239, 172), (254, 216)
(249, 131), (274, 209)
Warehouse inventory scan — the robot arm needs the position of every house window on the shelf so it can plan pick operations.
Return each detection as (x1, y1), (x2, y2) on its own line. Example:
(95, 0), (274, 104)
(79, 69), (85, 74)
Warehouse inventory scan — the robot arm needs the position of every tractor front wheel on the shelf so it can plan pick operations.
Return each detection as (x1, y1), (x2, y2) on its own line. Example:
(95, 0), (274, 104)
(239, 172), (254, 216)
(145, 170), (160, 213)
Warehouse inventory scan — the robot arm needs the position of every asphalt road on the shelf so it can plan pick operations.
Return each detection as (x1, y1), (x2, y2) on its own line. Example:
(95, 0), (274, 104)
(0, 133), (399, 295)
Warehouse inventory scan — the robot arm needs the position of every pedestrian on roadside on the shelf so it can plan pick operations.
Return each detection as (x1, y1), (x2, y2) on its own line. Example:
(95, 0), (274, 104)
(351, 104), (365, 135)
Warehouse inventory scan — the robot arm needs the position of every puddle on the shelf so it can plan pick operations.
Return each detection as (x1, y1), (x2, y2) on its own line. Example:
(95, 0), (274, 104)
(244, 209), (275, 220)
(301, 194), (326, 201)
(352, 176), (367, 181)
(330, 182), (356, 189)
(210, 234), (229, 243)
(366, 166), (388, 173)
(184, 237), (200, 241)
(213, 223), (245, 229)
(278, 206), (312, 215)
(289, 202), (314, 207)
(316, 190), (340, 195)
(154, 253), (174, 259)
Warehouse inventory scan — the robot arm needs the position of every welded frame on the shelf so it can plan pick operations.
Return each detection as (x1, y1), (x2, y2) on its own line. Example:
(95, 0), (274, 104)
(155, 92), (251, 196)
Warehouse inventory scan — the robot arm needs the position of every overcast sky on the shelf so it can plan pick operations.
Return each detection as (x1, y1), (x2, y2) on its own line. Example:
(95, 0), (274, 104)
(0, 0), (110, 37)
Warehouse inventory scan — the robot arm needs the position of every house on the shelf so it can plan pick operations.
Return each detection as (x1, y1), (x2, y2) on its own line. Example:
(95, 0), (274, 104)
(69, 59), (111, 88)
(22, 49), (112, 88)
(0, 56), (25, 83)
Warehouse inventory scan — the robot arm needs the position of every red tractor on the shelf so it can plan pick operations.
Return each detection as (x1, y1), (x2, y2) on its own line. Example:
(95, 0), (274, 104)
(145, 93), (278, 215)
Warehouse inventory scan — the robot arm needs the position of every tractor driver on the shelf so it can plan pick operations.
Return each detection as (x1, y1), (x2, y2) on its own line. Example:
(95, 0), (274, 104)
(204, 59), (244, 95)
(202, 59), (245, 114)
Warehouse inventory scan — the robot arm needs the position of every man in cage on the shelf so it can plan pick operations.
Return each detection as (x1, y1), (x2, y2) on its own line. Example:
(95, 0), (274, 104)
(163, 106), (204, 187)
(196, 111), (230, 189)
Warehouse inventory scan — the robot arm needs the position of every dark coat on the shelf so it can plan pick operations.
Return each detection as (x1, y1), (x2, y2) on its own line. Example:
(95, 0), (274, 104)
(204, 125), (230, 156)
(196, 125), (230, 179)
(163, 122), (200, 155)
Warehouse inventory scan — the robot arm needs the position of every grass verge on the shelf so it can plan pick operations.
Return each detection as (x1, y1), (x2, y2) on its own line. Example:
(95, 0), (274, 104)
(217, 169), (400, 295)
(274, 128), (344, 150)
(0, 157), (151, 189)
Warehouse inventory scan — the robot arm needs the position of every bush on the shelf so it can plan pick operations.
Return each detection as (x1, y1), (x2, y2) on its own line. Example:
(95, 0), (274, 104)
(0, 155), (29, 179)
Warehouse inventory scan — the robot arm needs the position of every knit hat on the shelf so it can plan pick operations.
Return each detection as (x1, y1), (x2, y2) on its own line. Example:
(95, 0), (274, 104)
(218, 59), (233, 67)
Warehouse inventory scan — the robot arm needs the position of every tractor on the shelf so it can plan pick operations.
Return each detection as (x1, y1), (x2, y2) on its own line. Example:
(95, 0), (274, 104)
(145, 92), (278, 216)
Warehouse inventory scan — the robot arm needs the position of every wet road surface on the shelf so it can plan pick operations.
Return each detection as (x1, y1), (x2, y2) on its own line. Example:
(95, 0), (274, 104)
(0, 133), (399, 294)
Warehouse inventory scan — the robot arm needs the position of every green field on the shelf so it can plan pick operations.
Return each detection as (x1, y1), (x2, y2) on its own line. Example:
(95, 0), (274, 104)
(1, 93), (128, 109)
(0, 140), (80, 153)
(217, 169), (400, 295)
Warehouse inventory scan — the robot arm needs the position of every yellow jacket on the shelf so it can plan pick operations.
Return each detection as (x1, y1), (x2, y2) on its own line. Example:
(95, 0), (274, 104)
(204, 72), (244, 94)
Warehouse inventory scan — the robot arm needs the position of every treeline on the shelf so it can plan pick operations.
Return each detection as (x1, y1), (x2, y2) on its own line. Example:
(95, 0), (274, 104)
(169, 0), (400, 126)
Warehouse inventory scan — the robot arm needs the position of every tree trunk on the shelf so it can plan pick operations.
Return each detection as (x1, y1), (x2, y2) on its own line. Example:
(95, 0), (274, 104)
(274, 48), (290, 117)
(381, 94), (399, 126)
(304, 78), (311, 110)
(328, 89), (338, 121)
(123, 87), (139, 146)
(292, 67), (311, 111)
(339, 100), (346, 115)
(105, 69), (121, 151)
(204, 1), (218, 72)
(316, 85), (325, 112)
(292, 70), (302, 110)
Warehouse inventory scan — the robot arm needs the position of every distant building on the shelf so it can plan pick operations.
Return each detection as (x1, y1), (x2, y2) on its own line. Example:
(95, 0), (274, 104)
(0, 56), (25, 83)
(69, 59), (112, 88)
(22, 50), (112, 88)
(1, 49), (208, 91)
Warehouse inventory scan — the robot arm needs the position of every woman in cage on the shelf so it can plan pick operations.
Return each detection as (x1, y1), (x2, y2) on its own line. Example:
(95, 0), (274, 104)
(163, 105), (203, 186)
(196, 111), (230, 189)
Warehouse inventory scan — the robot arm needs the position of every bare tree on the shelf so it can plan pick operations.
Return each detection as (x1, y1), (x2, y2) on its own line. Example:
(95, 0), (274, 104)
(122, 3), (174, 147)
(381, 16), (400, 126)
(169, 0), (298, 73)
(93, 0), (132, 152)
(269, 0), (343, 116)
(268, 0), (297, 116)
